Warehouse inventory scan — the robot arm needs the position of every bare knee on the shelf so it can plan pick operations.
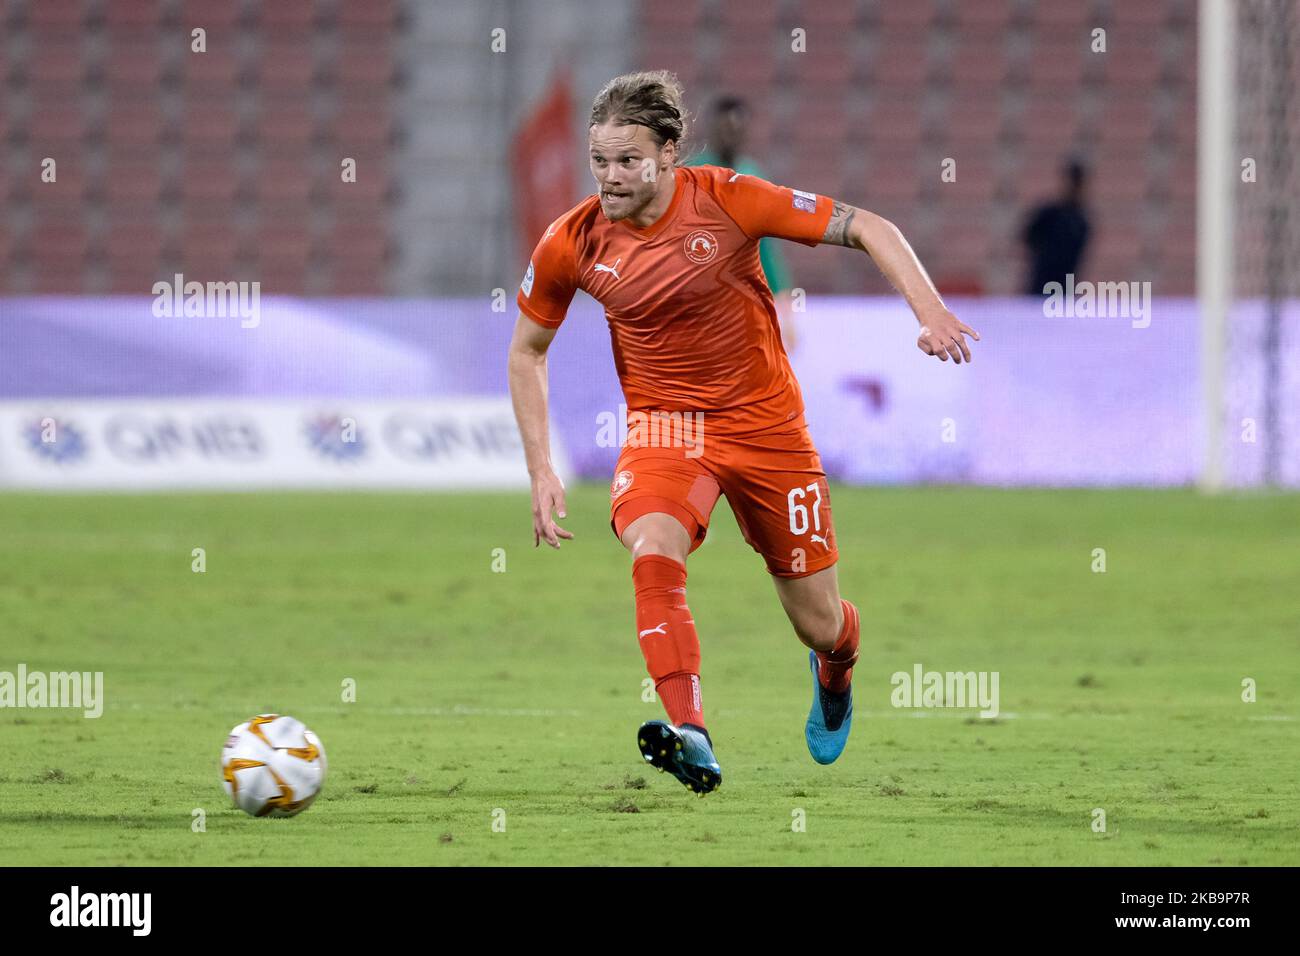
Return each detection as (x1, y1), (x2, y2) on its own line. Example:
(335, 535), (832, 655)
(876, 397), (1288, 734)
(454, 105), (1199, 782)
(620, 513), (691, 564)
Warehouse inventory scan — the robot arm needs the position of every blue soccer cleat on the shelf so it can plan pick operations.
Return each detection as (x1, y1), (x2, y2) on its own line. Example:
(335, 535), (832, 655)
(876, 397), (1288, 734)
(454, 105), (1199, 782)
(637, 720), (722, 795)
(805, 650), (853, 764)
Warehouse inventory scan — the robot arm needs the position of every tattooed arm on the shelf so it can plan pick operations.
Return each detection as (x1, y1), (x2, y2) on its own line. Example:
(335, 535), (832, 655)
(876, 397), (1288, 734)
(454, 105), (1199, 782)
(822, 200), (980, 364)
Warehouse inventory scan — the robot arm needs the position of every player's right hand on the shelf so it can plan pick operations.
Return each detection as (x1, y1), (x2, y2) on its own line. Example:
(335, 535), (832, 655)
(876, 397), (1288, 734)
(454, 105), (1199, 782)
(916, 308), (980, 364)
(530, 469), (574, 549)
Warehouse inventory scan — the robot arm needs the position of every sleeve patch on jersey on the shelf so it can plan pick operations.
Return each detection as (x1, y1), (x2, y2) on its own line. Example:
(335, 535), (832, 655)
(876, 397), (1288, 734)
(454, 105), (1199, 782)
(792, 189), (817, 213)
(521, 260), (535, 297)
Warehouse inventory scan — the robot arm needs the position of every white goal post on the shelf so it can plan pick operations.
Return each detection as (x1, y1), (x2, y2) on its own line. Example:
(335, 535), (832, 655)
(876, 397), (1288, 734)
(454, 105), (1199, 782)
(1197, 0), (1233, 493)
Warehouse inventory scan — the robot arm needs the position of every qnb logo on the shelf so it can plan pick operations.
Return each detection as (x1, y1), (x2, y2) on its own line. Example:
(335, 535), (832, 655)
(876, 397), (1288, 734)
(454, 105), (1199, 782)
(23, 417), (88, 465)
(384, 413), (521, 462)
(304, 415), (365, 461)
(105, 415), (262, 463)
(49, 886), (151, 936)
(683, 230), (719, 264)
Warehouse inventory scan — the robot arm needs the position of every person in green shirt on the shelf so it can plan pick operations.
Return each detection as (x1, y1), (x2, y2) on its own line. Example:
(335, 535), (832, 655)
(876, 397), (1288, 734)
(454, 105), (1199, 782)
(688, 95), (799, 351)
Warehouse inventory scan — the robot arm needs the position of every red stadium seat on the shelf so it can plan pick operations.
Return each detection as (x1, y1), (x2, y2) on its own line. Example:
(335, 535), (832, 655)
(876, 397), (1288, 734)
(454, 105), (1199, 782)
(1091, 154), (1152, 202)
(945, 36), (1010, 89)
(261, 2), (318, 30)
(1027, 2), (1094, 29)
(104, 40), (162, 89)
(103, 103), (164, 150)
(256, 41), (316, 93)
(953, 0), (1019, 35)
(102, 159), (164, 205)
(258, 101), (317, 152)
(23, 221), (89, 259)
(24, 39), (83, 87)
(26, 106), (86, 148)
(876, 0), (940, 29)
(179, 0), (241, 29)
(180, 105), (241, 149)
(103, 222), (163, 266)
(1015, 96), (1083, 147)
(324, 222), (389, 268)
(103, 2), (162, 40)
(721, 0), (779, 34)
(336, 39), (395, 89)
(1095, 100), (1159, 146)
(800, 2), (856, 30)
(27, 0), (83, 33)
(338, 0), (398, 28)
(1099, 37), (1167, 86)
(868, 39), (932, 89)
(180, 222), (240, 274)
(255, 157), (315, 205)
(1025, 37), (1090, 90)
(178, 159), (240, 204)
(944, 91), (1006, 144)
(326, 103), (393, 150)
(182, 45), (240, 87)
(642, 0), (703, 31)
(1111, 1), (1173, 28)
(717, 41), (779, 89)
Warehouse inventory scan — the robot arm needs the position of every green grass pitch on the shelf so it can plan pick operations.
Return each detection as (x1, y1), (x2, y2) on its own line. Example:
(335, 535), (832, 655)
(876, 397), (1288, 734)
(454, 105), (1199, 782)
(0, 486), (1296, 866)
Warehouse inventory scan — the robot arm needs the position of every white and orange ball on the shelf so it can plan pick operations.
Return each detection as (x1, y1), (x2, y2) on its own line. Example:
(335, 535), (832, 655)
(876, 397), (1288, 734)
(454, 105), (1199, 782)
(221, 714), (327, 817)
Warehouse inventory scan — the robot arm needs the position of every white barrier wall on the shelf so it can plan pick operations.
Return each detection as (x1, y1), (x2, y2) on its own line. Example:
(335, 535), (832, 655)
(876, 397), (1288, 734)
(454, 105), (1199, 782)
(0, 398), (569, 492)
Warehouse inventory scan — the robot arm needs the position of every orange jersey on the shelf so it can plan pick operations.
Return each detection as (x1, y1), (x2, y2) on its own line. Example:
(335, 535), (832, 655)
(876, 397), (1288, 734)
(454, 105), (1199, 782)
(517, 165), (834, 436)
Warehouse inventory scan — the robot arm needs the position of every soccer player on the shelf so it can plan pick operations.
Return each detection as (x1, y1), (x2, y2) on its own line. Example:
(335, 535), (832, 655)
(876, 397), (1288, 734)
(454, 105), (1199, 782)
(507, 72), (978, 795)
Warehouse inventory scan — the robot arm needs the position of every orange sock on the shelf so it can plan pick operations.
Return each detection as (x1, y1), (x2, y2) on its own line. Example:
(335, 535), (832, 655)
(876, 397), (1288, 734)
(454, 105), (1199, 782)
(657, 672), (704, 730)
(817, 599), (860, 693)
(632, 555), (704, 728)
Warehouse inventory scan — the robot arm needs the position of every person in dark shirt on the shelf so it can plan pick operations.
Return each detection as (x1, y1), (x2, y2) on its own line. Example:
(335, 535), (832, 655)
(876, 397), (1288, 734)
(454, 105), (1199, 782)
(1022, 159), (1091, 295)
(688, 96), (799, 349)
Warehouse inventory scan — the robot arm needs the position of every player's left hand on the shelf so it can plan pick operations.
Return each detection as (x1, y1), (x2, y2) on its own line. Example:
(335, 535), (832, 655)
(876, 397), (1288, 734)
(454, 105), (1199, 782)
(916, 309), (979, 364)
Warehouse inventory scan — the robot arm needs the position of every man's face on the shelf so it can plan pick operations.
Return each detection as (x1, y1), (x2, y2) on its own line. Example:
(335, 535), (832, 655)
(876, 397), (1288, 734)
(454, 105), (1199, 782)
(589, 122), (673, 221)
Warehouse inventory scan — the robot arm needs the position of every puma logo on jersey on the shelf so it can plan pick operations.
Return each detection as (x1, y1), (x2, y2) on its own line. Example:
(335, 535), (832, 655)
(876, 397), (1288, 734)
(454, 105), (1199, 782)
(639, 622), (668, 638)
(728, 172), (744, 183)
(811, 533), (830, 548)
(593, 258), (622, 280)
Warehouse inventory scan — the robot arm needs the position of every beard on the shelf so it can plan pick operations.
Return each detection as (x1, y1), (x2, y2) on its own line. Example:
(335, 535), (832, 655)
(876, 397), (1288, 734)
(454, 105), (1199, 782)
(598, 184), (653, 222)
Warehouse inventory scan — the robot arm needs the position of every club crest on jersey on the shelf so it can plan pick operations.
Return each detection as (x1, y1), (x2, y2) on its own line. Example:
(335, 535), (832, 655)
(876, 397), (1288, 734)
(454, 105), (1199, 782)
(683, 230), (719, 264)
(611, 469), (634, 499)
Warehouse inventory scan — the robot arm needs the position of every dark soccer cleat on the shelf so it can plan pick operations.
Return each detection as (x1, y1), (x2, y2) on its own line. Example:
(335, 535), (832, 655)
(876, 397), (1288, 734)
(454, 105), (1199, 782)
(637, 720), (722, 795)
(805, 650), (853, 764)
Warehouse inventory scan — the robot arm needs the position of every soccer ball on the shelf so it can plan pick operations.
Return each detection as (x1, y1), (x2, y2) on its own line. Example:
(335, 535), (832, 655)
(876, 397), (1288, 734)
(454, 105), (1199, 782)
(221, 714), (327, 817)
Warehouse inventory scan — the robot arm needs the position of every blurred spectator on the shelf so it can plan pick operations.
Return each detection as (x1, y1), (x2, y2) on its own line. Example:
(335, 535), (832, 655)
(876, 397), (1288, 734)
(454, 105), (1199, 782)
(688, 96), (798, 349)
(1021, 158), (1092, 295)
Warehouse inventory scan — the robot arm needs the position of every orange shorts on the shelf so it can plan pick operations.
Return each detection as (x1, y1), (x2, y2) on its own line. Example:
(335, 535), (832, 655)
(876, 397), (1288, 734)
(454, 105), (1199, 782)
(608, 413), (839, 578)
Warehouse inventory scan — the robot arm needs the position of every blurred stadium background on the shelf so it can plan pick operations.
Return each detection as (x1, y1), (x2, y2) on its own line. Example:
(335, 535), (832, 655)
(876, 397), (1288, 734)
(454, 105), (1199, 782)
(0, 0), (1296, 490)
